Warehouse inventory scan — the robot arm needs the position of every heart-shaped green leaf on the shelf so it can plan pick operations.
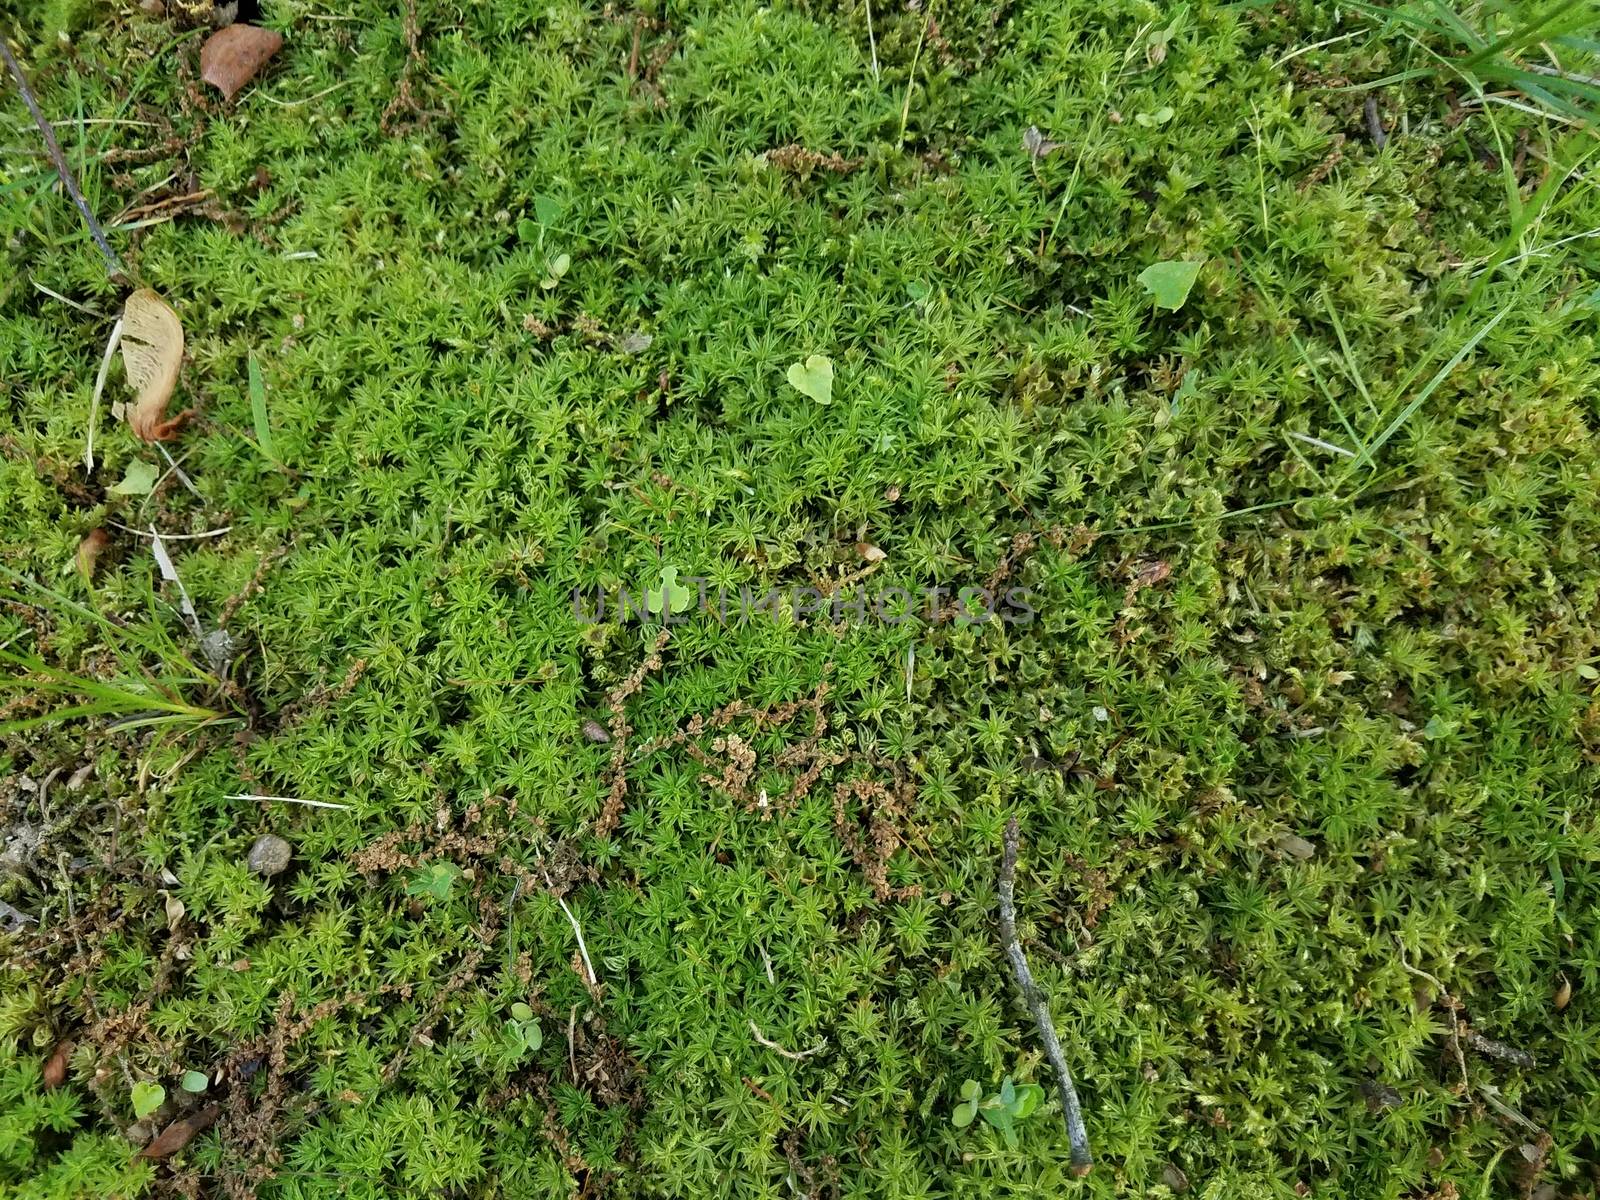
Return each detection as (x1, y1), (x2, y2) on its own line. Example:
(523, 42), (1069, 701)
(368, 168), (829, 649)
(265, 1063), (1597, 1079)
(132, 1081), (165, 1119)
(109, 460), (158, 496)
(1138, 260), (1204, 311)
(785, 354), (834, 405)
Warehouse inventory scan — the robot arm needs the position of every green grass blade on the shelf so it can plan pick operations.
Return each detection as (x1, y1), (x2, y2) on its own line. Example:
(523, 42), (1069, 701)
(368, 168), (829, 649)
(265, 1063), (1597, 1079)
(1362, 307), (1511, 466)
(249, 351), (280, 463)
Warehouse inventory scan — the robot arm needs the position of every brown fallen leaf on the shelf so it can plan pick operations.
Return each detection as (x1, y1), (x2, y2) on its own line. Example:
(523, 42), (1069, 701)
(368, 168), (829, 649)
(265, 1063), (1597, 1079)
(200, 25), (284, 101)
(42, 1039), (74, 1089)
(138, 1102), (220, 1160)
(855, 542), (886, 563)
(77, 529), (110, 580)
(121, 290), (190, 442)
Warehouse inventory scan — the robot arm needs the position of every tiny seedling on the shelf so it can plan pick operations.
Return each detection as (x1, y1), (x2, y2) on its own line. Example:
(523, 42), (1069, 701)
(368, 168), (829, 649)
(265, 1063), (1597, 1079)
(405, 862), (461, 903)
(540, 252), (572, 290)
(506, 1002), (543, 1058)
(131, 1081), (165, 1120)
(951, 1076), (1045, 1148)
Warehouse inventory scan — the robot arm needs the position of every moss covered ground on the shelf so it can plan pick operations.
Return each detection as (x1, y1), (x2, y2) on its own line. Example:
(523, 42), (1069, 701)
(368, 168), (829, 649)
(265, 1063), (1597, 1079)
(3, 1), (1600, 1196)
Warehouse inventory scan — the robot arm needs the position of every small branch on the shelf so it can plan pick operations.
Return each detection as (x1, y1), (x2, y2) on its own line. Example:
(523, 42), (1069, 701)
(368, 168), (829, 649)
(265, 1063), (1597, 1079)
(1364, 94), (1388, 149)
(1463, 1026), (1535, 1069)
(0, 40), (126, 278)
(1394, 937), (1471, 1099)
(224, 793), (352, 811)
(1000, 817), (1092, 1175)
(543, 867), (598, 988)
(747, 1020), (824, 1061)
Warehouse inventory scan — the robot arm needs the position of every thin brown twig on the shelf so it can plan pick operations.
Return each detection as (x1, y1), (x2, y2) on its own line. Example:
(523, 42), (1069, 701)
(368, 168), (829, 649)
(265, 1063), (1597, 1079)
(0, 41), (125, 278)
(999, 817), (1092, 1175)
(1394, 937), (1472, 1099)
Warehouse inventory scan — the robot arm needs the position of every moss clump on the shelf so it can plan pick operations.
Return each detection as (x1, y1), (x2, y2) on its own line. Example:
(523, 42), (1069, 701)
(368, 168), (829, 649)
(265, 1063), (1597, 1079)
(3, 1), (1599, 1196)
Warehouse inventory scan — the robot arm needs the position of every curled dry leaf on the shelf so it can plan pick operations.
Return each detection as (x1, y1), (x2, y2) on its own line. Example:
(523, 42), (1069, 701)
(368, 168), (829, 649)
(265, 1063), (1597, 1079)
(855, 542), (886, 563)
(1022, 125), (1061, 160)
(138, 1102), (221, 1160)
(200, 25), (284, 101)
(120, 290), (189, 442)
(42, 1039), (74, 1089)
(77, 529), (110, 580)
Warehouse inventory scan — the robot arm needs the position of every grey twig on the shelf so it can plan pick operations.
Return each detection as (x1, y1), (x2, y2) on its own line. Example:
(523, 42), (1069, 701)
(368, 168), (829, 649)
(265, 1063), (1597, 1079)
(1364, 95), (1388, 149)
(0, 39), (126, 278)
(1463, 1026), (1535, 1069)
(999, 817), (1092, 1175)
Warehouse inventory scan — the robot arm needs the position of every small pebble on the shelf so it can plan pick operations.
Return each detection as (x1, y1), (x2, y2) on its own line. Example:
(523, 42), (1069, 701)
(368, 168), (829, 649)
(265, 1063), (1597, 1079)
(247, 834), (292, 877)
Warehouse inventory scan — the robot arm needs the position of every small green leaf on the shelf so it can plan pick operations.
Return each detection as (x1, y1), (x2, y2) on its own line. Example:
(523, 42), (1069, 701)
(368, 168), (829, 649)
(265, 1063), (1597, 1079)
(645, 565), (694, 617)
(180, 1070), (209, 1094)
(131, 1081), (165, 1119)
(1422, 714), (1459, 740)
(533, 195), (564, 226)
(109, 460), (158, 496)
(405, 862), (460, 902)
(998, 1076), (1016, 1107)
(248, 353), (279, 464)
(1011, 1083), (1044, 1119)
(1000, 1114), (1019, 1149)
(952, 1101), (976, 1128)
(1138, 260), (1204, 311)
(510, 1002), (533, 1023)
(518, 1019), (542, 1052)
(785, 354), (834, 404)
(959, 1079), (983, 1103)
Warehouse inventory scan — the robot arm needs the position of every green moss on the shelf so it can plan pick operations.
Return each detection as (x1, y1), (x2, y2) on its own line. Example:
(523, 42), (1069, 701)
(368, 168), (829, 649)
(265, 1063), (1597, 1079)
(3, 0), (1600, 1196)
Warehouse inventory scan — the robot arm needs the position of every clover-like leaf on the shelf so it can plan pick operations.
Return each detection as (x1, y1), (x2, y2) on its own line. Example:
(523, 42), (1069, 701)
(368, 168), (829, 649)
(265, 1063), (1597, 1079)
(406, 862), (460, 902)
(1138, 260), (1204, 311)
(1011, 1083), (1044, 1119)
(132, 1081), (166, 1120)
(952, 1101), (977, 1128)
(785, 354), (834, 404)
(960, 1079), (983, 1103)
(510, 1002), (534, 1023)
(645, 565), (693, 617)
